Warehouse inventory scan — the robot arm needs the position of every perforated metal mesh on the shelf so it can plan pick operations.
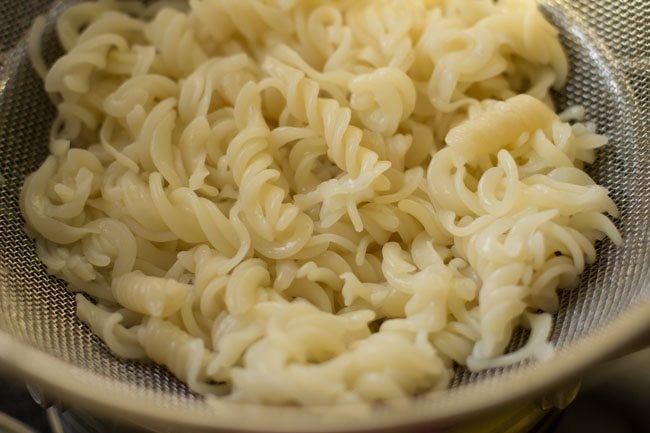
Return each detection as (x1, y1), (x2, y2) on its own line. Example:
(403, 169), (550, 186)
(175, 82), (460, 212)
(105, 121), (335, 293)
(0, 1), (648, 431)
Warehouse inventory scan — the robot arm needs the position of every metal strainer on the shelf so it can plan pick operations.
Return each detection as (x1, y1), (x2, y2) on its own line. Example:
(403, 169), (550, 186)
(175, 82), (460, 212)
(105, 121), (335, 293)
(0, 1), (649, 432)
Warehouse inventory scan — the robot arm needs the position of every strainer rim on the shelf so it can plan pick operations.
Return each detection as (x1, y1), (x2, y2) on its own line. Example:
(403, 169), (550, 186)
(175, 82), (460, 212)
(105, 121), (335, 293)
(1, 299), (649, 432)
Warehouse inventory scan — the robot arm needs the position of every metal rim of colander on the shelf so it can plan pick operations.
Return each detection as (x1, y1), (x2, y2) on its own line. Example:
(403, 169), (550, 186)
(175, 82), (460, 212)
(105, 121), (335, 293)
(1, 0), (649, 431)
(0, 301), (647, 432)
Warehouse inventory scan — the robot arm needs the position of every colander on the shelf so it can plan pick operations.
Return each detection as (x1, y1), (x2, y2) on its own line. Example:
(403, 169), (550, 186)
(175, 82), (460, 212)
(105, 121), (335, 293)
(0, 1), (649, 432)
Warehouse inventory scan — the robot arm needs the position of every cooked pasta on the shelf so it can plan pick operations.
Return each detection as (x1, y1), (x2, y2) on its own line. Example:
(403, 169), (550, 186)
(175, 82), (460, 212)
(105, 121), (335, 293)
(22, 0), (621, 405)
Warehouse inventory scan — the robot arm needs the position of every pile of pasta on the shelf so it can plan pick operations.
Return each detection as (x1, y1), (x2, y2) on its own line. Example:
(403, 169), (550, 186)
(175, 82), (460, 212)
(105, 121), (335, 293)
(22, 0), (621, 405)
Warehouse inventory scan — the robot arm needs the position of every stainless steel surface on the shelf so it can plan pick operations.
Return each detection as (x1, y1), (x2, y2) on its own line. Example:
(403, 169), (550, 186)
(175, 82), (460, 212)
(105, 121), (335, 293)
(0, 1), (649, 432)
(4, 350), (649, 432)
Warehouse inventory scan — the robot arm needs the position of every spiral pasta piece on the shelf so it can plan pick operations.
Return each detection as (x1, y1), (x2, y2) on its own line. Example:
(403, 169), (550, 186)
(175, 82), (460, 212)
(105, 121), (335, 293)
(76, 294), (145, 359)
(263, 58), (390, 180)
(189, 0), (295, 45)
(138, 318), (210, 386)
(112, 271), (190, 318)
(349, 67), (416, 136)
(145, 8), (207, 78)
(227, 81), (314, 259)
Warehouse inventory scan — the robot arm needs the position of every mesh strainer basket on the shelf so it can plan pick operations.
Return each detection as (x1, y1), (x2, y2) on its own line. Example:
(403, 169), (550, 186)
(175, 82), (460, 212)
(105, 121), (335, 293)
(0, 1), (649, 432)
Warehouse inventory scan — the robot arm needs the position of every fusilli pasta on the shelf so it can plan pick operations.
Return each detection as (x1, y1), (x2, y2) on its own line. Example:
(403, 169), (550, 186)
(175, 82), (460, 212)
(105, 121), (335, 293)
(22, 0), (620, 405)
